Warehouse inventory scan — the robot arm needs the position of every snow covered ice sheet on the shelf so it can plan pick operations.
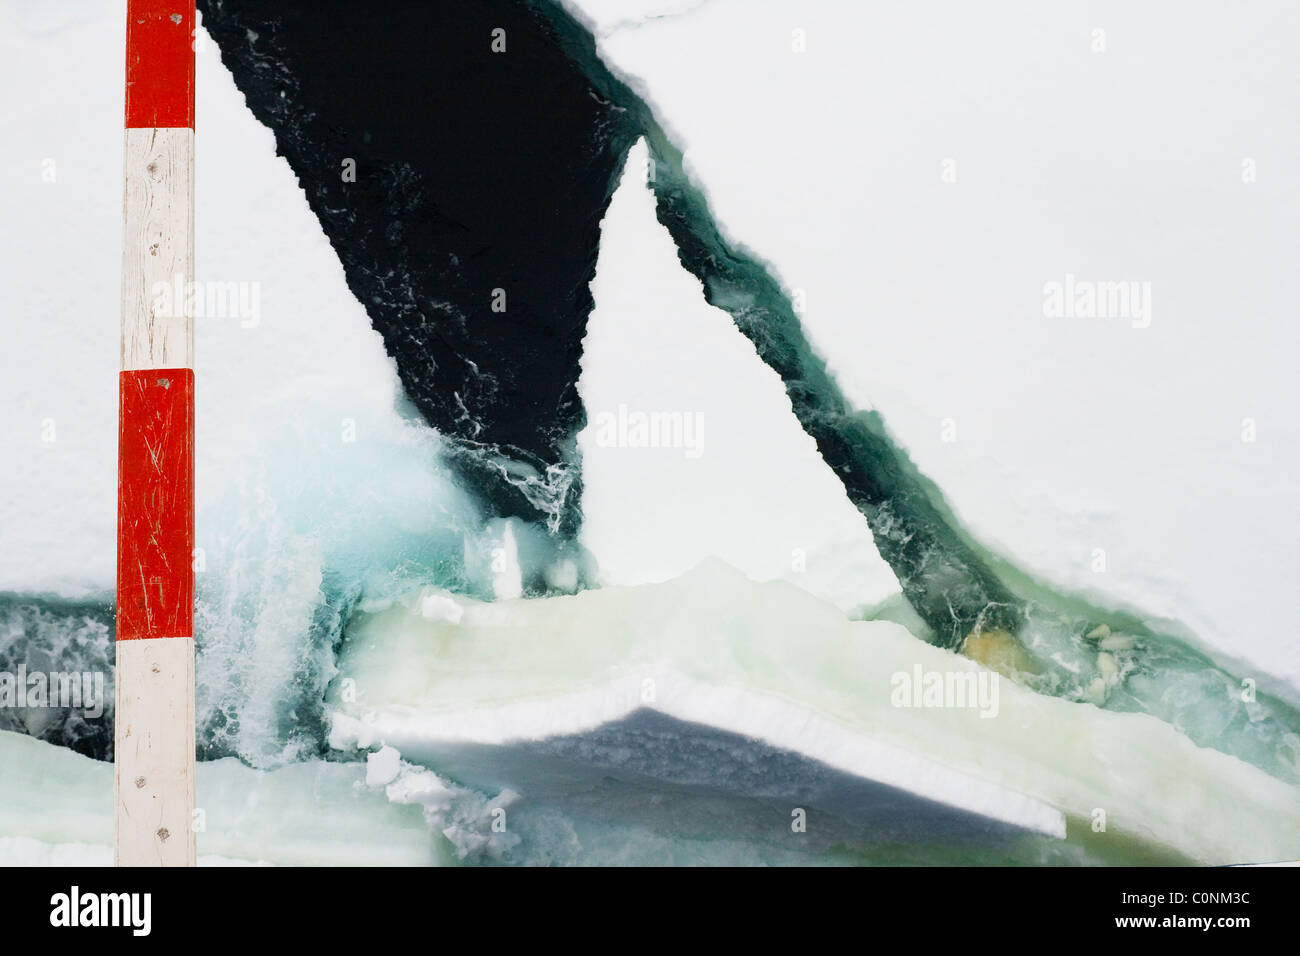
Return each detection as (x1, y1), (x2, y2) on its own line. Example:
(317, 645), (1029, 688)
(560, 0), (1300, 689)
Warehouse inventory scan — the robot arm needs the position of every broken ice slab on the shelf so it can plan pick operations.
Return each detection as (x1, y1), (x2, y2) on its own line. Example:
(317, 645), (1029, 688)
(327, 560), (1300, 866)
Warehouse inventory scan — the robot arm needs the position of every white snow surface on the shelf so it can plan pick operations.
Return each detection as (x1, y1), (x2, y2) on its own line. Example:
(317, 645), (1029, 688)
(562, 0), (1300, 689)
(0, 730), (439, 865)
(577, 140), (901, 610)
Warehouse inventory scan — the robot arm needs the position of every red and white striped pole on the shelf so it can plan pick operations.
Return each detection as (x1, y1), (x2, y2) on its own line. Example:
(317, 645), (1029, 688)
(116, 0), (196, 867)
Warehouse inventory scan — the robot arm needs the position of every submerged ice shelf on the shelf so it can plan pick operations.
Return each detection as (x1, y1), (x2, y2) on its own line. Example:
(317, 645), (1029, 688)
(327, 560), (1300, 866)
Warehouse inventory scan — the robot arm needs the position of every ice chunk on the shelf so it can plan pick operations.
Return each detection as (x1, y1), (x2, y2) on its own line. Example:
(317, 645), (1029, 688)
(365, 745), (403, 787)
(419, 595), (464, 626)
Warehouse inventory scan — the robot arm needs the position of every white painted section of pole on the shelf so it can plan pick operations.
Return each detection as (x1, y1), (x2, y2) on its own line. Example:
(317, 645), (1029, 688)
(114, 637), (196, 866)
(121, 128), (195, 372)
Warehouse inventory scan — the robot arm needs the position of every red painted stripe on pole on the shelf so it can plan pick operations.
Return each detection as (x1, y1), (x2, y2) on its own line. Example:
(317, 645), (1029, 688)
(125, 1), (196, 129)
(116, 369), (195, 641)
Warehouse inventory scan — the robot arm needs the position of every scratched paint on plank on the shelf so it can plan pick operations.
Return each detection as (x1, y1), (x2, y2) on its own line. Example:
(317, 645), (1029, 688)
(125, 0), (196, 129)
(122, 127), (194, 371)
(117, 368), (194, 640)
(114, 636), (196, 865)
